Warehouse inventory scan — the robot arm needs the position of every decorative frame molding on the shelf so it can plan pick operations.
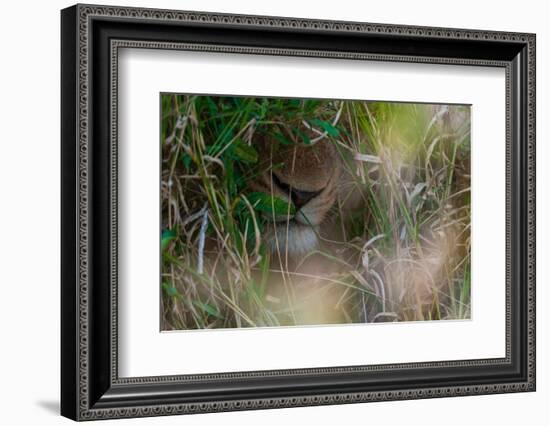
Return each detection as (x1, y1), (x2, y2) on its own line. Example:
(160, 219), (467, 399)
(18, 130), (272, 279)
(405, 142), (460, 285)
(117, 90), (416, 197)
(61, 3), (536, 421)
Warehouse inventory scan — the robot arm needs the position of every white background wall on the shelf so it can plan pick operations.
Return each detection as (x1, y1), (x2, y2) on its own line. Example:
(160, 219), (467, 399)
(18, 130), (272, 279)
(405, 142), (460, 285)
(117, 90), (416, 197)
(0, 0), (546, 424)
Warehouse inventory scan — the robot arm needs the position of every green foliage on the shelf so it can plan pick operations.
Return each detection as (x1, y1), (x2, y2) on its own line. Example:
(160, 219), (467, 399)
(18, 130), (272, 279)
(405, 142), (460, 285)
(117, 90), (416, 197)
(309, 118), (340, 136)
(193, 301), (223, 319)
(161, 229), (176, 252)
(162, 282), (180, 298)
(246, 192), (296, 216)
(232, 139), (258, 163)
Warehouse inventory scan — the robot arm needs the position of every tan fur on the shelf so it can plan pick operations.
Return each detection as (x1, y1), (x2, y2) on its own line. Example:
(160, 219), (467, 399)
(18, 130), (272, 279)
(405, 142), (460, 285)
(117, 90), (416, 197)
(268, 141), (338, 192)
(250, 137), (343, 259)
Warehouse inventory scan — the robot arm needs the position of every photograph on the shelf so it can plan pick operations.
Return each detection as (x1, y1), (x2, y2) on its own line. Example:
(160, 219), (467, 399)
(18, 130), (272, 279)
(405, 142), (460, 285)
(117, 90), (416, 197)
(58, 3), (536, 420)
(160, 95), (471, 330)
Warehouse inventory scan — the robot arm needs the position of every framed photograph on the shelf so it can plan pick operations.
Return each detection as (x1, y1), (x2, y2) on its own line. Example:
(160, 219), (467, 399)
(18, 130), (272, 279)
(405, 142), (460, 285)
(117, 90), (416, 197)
(61, 4), (536, 421)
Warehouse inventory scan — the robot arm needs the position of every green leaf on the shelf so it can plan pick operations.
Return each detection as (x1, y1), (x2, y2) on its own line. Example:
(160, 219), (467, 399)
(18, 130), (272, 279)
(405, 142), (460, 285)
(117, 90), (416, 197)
(205, 97), (219, 116)
(233, 139), (258, 163)
(273, 131), (292, 145)
(303, 99), (322, 112)
(161, 229), (176, 251)
(181, 153), (192, 169)
(288, 99), (301, 109)
(194, 301), (223, 319)
(162, 282), (180, 298)
(295, 128), (311, 145)
(247, 192), (295, 215)
(310, 118), (340, 136)
(258, 98), (269, 119)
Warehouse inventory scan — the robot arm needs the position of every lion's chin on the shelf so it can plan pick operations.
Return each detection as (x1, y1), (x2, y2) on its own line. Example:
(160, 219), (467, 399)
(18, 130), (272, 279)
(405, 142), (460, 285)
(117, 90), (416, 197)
(267, 222), (318, 258)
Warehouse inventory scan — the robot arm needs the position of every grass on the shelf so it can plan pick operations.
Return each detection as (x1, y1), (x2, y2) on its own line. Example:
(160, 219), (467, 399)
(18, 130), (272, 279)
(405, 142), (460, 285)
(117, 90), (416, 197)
(160, 94), (471, 330)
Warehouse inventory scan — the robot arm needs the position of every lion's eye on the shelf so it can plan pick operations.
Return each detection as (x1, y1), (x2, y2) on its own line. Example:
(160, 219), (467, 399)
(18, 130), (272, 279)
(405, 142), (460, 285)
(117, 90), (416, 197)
(271, 173), (321, 209)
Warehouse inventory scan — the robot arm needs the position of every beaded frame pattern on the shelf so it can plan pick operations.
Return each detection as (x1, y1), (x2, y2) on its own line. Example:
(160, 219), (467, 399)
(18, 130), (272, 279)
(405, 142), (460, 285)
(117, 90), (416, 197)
(74, 4), (535, 420)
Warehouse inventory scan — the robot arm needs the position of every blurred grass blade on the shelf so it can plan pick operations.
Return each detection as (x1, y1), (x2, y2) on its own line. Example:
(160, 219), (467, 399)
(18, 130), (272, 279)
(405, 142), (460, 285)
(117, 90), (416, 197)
(161, 229), (176, 251)
(233, 139), (258, 163)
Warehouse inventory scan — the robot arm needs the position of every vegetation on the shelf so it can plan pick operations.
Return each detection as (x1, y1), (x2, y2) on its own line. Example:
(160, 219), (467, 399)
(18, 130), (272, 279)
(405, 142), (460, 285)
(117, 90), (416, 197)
(160, 94), (471, 330)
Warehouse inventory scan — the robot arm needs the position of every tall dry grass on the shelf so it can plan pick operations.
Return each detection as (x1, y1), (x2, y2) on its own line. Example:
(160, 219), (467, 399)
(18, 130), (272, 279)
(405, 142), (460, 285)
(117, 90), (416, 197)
(160, 95), (471, 330)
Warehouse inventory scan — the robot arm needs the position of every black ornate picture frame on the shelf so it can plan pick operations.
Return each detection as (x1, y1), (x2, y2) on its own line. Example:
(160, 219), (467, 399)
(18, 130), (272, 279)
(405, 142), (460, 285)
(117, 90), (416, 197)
(61, 4), (536, 421)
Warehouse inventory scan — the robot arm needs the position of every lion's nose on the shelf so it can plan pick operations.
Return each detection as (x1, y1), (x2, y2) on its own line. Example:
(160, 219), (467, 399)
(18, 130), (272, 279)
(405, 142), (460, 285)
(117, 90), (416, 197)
(271, 173), (322, 209)
(291, 188), (321, 209)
